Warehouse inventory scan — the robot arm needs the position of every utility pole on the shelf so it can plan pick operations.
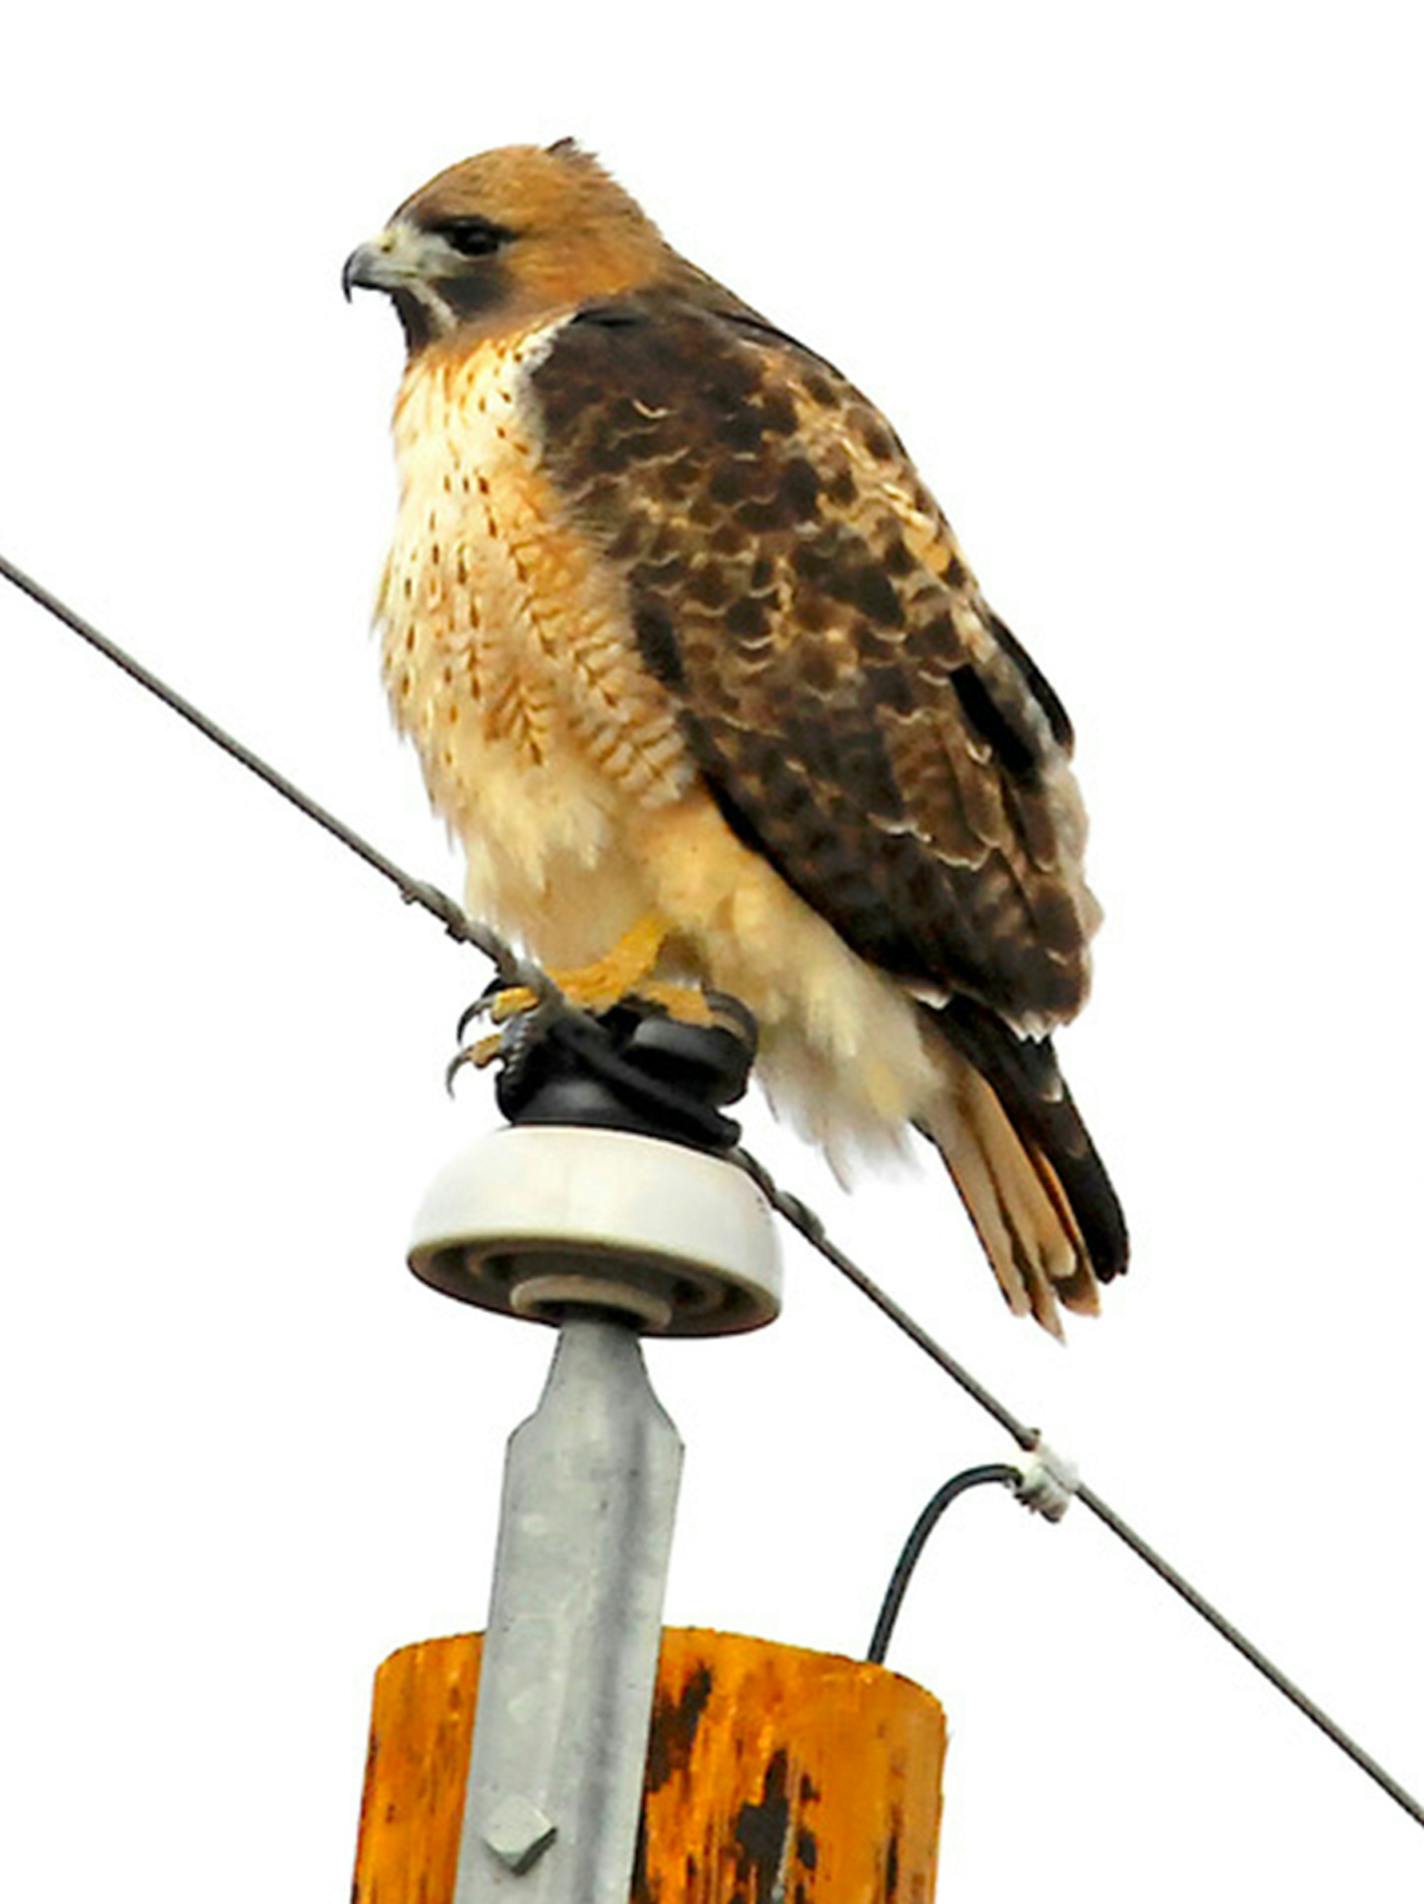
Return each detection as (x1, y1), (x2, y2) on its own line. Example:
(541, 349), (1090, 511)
(351, 1011), (946, 1902)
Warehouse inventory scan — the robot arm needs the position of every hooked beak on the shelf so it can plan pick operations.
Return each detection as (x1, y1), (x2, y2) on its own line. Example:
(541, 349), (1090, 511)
(342, 222), (450, 302)
(341, 245), (369, 302)
(342, 238), (396, 302)
(342, 220), (474, 350)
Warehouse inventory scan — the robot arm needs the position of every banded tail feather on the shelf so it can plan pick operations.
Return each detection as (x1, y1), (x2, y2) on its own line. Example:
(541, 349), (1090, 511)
(922, 996), (1128, 1336)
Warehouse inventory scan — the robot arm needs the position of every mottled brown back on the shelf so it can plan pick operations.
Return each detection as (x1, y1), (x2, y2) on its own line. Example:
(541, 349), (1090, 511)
(531, 292), (1097, 1029)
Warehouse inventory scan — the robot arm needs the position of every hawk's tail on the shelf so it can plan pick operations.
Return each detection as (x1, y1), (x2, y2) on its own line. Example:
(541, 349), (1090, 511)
(921, 998), (1128, 1337)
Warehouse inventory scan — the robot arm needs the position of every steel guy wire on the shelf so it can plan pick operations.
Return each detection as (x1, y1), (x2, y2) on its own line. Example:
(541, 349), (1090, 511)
(5, 548), (1422, 1835)
(0, 552), (534, 990)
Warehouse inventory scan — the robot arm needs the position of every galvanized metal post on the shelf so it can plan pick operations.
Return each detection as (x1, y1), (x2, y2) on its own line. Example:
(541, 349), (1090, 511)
(405, 1109), (782, 1904)
(453, 1311), (683, 1902)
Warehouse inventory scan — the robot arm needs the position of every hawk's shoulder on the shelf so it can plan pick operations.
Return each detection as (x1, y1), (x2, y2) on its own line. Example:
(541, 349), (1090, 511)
(529, 290), (1097, 1029)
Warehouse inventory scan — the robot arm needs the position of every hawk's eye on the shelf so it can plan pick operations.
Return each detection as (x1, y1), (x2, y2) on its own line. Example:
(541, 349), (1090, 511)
(437, 216), (514, 259)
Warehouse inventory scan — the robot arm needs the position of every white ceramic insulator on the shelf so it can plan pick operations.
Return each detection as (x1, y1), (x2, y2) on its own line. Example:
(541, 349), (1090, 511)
(407, 1124), (783, 1336)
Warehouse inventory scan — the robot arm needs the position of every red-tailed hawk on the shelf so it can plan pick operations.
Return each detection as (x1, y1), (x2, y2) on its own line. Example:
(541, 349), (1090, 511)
(344, 141), (1128, 1334)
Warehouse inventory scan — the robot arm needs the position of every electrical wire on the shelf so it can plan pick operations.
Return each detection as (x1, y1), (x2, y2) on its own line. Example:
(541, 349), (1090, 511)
(0, 553), (526, 986)
(729, 1150), (1041, 1451)
(867, 1464), (1020, 1665)
(732, 1148), (1424, 1828)
(5, 550), (1422, 1835)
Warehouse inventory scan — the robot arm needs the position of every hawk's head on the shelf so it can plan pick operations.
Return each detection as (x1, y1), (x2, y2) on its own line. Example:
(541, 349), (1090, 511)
(343, 141), (669, 353)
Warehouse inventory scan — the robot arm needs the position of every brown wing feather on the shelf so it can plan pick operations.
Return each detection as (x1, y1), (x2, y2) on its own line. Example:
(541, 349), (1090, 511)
(531, 293), (1098, 1030)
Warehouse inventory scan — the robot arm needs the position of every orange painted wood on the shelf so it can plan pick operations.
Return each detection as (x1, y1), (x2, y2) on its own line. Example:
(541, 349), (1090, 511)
(352, 1628), (945, 1903)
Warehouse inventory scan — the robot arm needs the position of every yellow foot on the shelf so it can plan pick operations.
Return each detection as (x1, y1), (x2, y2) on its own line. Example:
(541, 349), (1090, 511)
(488, 985), (541, 1023)
(486, 975), (746, 1038)
(459, 916), (754, 1054)
(461, 913), (674, 1035)
(447, 922), (759, 1093)
(546, 913), (671, 1013)
(443, 1027), (510, 1094)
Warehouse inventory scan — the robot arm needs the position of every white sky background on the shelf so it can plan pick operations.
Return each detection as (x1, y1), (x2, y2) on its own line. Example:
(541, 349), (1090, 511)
(2, 1), (1422, 1896)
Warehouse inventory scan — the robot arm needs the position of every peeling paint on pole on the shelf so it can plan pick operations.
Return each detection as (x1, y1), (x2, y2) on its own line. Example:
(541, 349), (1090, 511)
(353, 1630), (945, 1903)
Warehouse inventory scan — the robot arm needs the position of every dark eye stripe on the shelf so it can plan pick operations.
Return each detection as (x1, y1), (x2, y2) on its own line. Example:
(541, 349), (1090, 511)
(436, 216), (515, 258)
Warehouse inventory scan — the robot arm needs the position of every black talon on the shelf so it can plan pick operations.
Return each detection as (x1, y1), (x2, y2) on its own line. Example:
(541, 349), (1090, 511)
(454, 1000), (485, 1044)
(455, 977), (505, 1044)
(443, 980), (761, 1154)
(454, 968), (564, 1044)
(445, 1046), (474, 1097)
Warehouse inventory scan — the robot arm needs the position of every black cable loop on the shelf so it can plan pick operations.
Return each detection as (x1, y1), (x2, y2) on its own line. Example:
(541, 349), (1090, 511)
(867, 1463), (1021, 1666)
(5, 548), (1422, 1836)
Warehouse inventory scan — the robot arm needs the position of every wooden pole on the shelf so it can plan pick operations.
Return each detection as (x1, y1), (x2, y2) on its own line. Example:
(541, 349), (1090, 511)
(353, 1628), (946, 1903)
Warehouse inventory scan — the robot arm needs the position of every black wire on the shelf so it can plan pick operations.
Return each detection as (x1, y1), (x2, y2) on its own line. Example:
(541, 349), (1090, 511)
(5, 549), (1423, 1836)
(868, 1464), (1020, 1665)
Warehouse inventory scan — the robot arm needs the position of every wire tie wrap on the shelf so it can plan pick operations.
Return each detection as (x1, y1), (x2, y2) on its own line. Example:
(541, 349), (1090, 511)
(1014, 1434), (1079, 1523)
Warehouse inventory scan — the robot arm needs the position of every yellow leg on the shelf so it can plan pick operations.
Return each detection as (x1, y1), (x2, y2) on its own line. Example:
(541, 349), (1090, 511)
(484, 916), (743, 1033)
(449, 916), (755, 1095)
(489, 914), (671, 1022)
